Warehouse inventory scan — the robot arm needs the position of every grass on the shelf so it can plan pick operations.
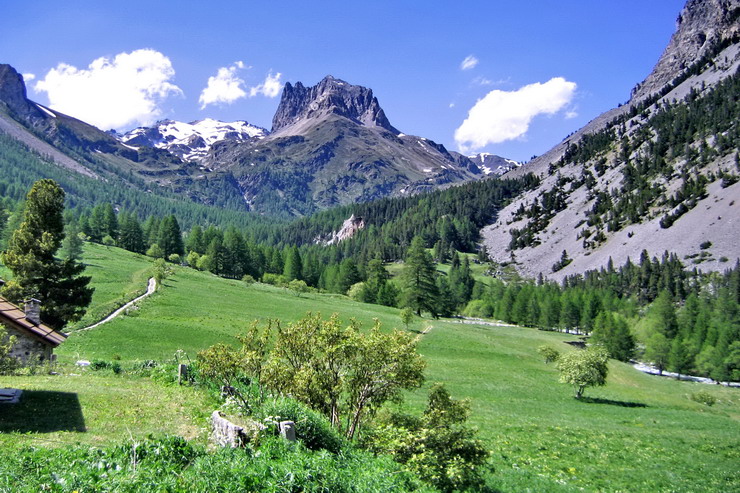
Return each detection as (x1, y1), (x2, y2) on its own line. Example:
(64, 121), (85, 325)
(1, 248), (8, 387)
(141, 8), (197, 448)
(0, 371), (216, 448)
(6, 243), (740, 491)
(415, 322), (740, 492)
(60, 244), (407, 364)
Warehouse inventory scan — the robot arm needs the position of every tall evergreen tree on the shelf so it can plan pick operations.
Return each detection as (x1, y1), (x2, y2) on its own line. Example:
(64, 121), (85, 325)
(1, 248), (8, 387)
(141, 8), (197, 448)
(0, 180), (93, 329)
(401, 236), (439, 317)
(283, 246), (303, 282)
(158, 215), (185, 258)
(118, 212), (146, 254)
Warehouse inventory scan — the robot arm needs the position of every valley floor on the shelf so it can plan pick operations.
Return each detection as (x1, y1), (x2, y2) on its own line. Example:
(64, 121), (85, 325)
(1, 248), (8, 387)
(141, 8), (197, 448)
(2, 243), (738, 492)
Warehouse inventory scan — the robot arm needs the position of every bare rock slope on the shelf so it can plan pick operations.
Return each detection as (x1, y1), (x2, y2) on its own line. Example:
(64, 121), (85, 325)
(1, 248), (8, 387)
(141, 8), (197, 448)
(484, 0), (740, 279)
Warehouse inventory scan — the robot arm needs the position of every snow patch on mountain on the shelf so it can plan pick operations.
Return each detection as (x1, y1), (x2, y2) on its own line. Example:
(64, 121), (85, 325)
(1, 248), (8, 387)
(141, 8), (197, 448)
(119, 118), (267, 162)
(467, 152), (521, 175)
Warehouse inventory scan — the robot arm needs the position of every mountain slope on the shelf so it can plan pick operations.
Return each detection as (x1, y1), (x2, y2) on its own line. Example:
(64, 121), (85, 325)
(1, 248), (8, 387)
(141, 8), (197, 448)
(202, 75), (485, 215)
(483, 0), (740, 279)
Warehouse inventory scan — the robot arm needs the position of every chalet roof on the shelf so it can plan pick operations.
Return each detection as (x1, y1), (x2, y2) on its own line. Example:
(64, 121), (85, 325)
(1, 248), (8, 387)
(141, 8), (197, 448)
(0, 296), (66, 347)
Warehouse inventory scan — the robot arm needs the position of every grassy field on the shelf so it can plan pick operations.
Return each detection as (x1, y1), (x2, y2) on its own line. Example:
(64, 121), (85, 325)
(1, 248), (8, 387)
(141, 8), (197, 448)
(0, 372), (216, 448)
(5, 243), (740, 491)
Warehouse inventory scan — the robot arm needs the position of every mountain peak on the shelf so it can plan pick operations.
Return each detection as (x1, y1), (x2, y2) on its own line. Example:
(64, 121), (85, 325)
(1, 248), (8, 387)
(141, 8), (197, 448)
(271, 75), (399, 134)
(0, 64), (45, 120)
(631, 0), (740, 101)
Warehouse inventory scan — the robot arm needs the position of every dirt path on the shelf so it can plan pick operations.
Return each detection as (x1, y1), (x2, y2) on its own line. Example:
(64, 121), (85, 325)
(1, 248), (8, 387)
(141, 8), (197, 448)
(77, 278), (156, 332)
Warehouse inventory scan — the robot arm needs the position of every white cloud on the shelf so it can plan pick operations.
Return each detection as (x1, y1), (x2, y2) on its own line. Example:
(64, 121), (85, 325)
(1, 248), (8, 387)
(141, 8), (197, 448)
(198, 61), (248, 109)
(454, 77), (577, 153)
(449, 102), (455, 108)
(249, 71), (282, 98)
(565, 109), (578, 119)
(471, 76), (492, 86)
(34, 49), (182, 131)
(460, 55), (479, 71)
(22, 73), (35, 82)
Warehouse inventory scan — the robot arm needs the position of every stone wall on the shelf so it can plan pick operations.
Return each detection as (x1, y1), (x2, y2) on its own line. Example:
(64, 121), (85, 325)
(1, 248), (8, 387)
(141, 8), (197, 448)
(2, 323), (51, 362)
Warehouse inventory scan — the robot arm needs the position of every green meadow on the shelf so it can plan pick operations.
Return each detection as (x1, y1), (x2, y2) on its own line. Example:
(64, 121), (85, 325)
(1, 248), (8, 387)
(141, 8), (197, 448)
(5, 243), (740, 491)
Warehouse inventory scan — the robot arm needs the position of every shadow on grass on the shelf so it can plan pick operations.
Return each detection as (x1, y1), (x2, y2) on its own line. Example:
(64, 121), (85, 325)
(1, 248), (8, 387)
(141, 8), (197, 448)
(0, 391), (86, 433)
(580, 396), (647, 408)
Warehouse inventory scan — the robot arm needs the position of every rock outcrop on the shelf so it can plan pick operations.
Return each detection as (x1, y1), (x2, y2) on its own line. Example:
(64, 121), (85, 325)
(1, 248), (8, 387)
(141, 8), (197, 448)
(272, 75), (398, 134)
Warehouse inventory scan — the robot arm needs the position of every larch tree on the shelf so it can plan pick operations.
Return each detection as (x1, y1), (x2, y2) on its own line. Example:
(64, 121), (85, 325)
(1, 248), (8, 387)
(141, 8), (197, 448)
(401, 236), (439, 317)
(0, 179), (93, 329)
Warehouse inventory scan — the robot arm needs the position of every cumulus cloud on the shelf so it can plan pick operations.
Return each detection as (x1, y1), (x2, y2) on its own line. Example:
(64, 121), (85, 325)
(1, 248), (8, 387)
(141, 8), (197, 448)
(454, 77), (577, 153)
(22, 73), (35, 82)
(198, 61), (248, 109)
(460, 55), (479, 71)
(34, 49), (182, 130)
(249, 71), (282, 98)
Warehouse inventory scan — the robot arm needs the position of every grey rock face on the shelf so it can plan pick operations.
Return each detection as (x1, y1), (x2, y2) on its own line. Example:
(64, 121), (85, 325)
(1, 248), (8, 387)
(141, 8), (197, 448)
(272, 75), (399, 134)
(0, 64), (47, 123)
(631, 0), (739, 101)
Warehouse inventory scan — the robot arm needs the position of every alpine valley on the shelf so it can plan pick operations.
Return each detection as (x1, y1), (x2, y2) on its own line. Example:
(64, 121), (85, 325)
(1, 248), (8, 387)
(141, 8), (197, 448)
(1, 1), (740, 492)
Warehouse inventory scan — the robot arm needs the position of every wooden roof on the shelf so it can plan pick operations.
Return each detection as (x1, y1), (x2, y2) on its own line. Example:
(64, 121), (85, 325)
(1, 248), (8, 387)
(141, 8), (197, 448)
(0, 296), (66, 346)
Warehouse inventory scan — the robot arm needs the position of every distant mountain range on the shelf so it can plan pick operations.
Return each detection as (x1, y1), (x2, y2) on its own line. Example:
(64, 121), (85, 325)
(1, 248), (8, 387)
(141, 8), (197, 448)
(0, 66), (514, 216)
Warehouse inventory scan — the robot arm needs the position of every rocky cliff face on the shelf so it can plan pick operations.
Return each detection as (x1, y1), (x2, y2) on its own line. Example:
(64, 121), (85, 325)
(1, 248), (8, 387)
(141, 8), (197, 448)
(271, 76), (398, 134)
(632, 0), (739, 101)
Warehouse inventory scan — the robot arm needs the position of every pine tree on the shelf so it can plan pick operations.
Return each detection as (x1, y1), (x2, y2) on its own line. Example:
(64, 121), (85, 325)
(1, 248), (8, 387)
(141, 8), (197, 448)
(401, 236), (439, 317)
(0, 180), (93, 329)
(337, 258), (361, 294)
(158, 215), (184, 258)
(118, 212), (146, 254)
(283, 247), (303, 281)
(186, 225), (205, 254)
(668, 338), (692, 378)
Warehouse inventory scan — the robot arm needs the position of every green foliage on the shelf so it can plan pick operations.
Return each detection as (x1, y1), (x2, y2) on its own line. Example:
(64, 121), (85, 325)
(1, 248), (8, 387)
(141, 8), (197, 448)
(0, 179), (93, 329)
(400, 306), (415, 330)
(689, 390), (717, 407)
(258, 397), (344, 453)
(402, 236), (439, 317)
(0, 434), (418, 492)
(590, 312), (635, 362)
(288, 279), (310, 296)
(551, 249), (572, 272)
(146, 243), (164, 259)
(201, 313), (425, 440)
(537, 345), (560, 364)
(363, 384), (490, 492)
(152, 258), (173, 286)
(0, 325), (18, 374)
(557, 347), (609, 399)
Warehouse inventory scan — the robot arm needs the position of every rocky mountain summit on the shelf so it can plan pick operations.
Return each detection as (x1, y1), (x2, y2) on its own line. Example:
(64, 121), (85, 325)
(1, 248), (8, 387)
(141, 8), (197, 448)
(201, 75), (486, 215)
(485, 0), (740, 279)
(272, 75), (398, 134)
(632, 0), (739, 101)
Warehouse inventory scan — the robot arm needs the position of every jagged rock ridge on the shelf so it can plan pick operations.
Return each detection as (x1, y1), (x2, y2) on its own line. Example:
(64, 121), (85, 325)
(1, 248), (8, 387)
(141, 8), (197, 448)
(271, 75), (398, 134)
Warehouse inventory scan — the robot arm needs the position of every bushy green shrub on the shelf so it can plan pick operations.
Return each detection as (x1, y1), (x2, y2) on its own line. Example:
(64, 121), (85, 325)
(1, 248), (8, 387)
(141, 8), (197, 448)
(258, 397), (344, 453)
(690, 390), (717, 406)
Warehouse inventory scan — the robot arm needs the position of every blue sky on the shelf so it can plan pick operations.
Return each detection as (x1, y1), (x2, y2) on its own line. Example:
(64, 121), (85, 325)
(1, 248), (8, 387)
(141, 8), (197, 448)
(2, 0), (685, 161)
